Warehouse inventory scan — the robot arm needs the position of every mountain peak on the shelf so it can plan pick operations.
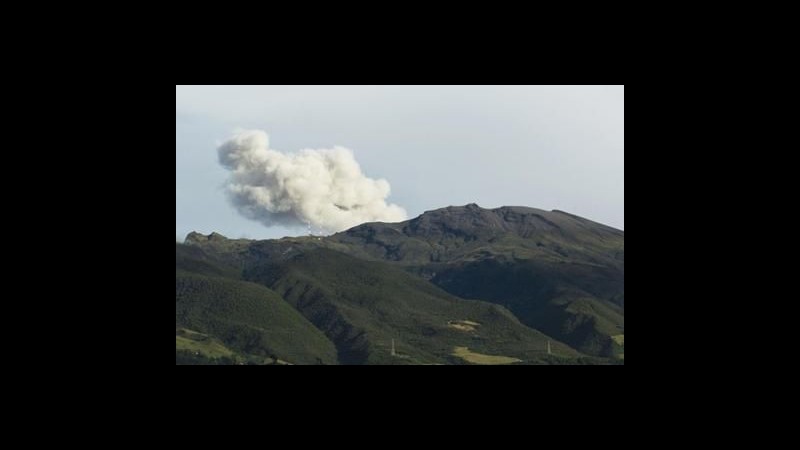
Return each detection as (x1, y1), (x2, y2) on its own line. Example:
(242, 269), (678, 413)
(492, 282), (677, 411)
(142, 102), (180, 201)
(185, 231), (228, 244)
(406, 204), (556, 236)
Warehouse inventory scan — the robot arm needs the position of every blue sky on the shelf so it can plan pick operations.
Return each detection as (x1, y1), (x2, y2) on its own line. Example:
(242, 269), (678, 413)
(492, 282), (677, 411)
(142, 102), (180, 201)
(176, 85), (624, 240)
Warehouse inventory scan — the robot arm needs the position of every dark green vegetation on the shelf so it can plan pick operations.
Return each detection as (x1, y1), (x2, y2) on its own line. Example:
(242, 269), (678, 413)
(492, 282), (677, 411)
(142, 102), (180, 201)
(177, 204), (624, 365)
(176, 244), (337, 364)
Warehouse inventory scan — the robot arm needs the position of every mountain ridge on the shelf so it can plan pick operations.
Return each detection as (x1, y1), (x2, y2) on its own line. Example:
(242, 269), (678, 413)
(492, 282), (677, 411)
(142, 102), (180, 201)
(178, 204), (624, 364)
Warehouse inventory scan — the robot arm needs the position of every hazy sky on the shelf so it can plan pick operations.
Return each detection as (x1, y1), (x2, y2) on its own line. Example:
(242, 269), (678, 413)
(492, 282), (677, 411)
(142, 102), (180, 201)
(176, 85), (624, 240)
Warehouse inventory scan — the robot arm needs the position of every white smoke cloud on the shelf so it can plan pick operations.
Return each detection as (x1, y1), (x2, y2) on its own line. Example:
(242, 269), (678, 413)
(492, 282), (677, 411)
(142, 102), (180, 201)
(217, 130), (407, 234)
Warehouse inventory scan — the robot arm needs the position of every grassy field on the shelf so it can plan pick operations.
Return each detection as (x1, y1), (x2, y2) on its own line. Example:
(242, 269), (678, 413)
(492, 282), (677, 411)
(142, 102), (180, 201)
(447, 320), (480, 332)
(176, 329), (236, 359)
(452, 346), (522, 365)
(611, 334), (624, 360)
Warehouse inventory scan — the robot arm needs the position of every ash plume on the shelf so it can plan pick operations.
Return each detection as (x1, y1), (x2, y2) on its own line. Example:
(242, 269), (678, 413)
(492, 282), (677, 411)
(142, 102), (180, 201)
(217, 130), (407, 233)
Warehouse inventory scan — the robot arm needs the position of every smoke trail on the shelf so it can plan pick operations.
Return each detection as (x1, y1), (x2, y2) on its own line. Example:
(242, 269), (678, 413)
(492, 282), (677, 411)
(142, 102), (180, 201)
(217, 130), (407, 233)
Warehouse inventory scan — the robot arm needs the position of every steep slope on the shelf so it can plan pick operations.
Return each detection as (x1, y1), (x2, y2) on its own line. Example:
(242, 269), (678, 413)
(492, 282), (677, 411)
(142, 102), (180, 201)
(176, 244), (338, 364)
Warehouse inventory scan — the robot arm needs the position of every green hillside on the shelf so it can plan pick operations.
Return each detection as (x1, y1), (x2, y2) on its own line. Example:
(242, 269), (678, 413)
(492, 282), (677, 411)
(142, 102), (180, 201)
(326, 205), (624, 356)
(177, 204), (624, 364)
(242, 247), (579, 364)
(176, 245), (337, 365)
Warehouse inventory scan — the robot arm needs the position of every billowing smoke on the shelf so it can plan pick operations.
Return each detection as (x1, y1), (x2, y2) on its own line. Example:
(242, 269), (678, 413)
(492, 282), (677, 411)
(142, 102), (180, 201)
(218, 130), (407, 233)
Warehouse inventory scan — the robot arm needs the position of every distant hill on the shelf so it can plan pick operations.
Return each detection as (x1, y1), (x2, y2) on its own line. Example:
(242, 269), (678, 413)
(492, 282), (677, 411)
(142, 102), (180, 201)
(177, 204), (624, 364)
